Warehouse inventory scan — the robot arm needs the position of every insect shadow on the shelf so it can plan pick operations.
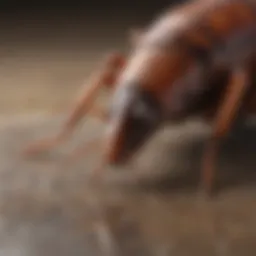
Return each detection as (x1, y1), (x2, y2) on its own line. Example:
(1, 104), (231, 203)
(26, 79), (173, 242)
(134, 121), (256, 195)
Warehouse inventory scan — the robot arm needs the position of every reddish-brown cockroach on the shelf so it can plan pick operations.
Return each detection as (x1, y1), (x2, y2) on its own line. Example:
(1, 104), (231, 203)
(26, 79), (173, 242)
(24, 0), (256, 196)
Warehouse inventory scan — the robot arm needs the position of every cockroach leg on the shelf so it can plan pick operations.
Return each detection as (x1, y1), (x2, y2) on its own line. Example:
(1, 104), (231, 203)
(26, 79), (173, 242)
(89, 106), (110, 122)
(66, 107), (110, 162)
(65, 136), (102, 163)
(23, 52), (126, 156)
(200, 64), (250, 196)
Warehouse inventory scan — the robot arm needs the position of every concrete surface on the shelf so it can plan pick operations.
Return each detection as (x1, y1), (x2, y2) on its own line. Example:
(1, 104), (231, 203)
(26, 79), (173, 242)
(0, 115), (256, 256)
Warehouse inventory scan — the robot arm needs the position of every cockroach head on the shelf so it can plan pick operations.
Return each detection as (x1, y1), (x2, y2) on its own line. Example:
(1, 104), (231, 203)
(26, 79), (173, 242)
(103, 81), (163, 166)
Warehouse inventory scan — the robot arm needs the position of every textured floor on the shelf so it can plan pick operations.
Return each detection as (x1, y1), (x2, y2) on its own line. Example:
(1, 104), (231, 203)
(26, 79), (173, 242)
(0, 115), (256, 256)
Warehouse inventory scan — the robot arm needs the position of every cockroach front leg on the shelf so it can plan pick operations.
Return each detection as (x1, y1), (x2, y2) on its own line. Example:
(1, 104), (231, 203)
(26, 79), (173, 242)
(66, 28), (144, 162)
(23, 52), (126, 156)
(200, 64), (251, 196)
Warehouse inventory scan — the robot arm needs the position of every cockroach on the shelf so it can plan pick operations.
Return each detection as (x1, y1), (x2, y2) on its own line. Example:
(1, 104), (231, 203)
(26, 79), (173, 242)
(24, 0), (256, 196)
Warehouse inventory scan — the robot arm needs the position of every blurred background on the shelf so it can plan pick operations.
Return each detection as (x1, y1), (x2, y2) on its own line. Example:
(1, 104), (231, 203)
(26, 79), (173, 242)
(0, 0), (185, 115)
